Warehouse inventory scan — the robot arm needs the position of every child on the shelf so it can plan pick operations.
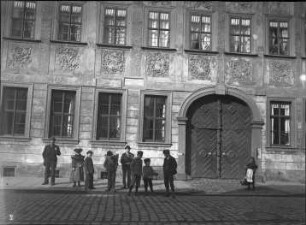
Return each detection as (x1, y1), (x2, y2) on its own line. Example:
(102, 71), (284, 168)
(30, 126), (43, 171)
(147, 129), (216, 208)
(244, 157), (258, 190)
(143, 158), (158, 195)
(103, 151), (119, 192)
(70, 148), (85, 188)
(128, 151), (143, 196)
(84, 150), (95, 191)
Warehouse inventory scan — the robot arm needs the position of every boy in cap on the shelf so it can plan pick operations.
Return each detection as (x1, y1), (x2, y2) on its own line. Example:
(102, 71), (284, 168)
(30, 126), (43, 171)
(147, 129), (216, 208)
(128, 151), (143, 196)
(70, 148), (85, 187)
(163, 149), (177, 198)
(143, 158), (158, 195)
(104, 150), (119, 192)
(120, 144), (134, 188)
(84, 150), (95, 191)
(42, 137), (61, 186)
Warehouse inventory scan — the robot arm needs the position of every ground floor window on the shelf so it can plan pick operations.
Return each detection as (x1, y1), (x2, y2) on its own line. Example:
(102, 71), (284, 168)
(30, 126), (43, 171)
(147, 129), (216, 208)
(0, 87), (28, 136)
(49, 90), (76, 138)
(270, 101), (291, 146)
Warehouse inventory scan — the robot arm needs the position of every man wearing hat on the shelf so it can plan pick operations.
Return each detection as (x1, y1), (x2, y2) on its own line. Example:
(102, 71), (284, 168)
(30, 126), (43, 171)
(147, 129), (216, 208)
(42, 137), (61, 185)
(163, 149), (177, 197)
(84, 150), (95, 191)
(70, 148), (85, 187)
(120, 145), (134, 189)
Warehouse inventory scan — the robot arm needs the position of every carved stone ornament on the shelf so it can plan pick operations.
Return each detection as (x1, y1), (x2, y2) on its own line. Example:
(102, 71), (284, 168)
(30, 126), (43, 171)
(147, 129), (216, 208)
(269, 60), (294, 86)
(267, 2), (291, 15)
(188, 55), (217, 81)
(56, 47), (80, 71)
(226, 2), (253, 12)
(146, 52), (169, 77)
(184, 1), (213, 11)
(225, 58), (253, 84)
(7, 46), (32, 69)
(101, 49), (125, 74)
(146, 1), (172, 6)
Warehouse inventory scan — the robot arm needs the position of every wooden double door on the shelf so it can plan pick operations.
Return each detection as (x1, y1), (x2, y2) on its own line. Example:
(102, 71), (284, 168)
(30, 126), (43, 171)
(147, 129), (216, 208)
(186, 95), (252, 179)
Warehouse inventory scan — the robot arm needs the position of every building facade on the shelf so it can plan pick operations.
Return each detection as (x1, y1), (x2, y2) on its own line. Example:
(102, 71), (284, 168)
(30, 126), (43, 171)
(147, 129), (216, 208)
(1, 1), (305, 183)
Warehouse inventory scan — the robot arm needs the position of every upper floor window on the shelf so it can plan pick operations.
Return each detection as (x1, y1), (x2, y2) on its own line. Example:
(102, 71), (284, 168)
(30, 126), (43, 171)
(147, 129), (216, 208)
(148, 11), (170, 48)
(143, 95), (167, 142)
(58, 4), (82, 42)
(269, 20), (289, 55)
(49, 90), (76, 138)
(270, 102), (291, 146)
(190, 14), (211, 50)
(104, 8), (127, 45)
(97, 93), (122, 140)
(11, 1), (36, 39)
(230, 17), (251, 53)
(0, 87), (28, 136)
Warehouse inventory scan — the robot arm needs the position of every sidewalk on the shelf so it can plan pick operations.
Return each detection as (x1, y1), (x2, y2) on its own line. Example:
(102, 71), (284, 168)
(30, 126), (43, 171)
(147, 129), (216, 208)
(0, 176), (305, 196)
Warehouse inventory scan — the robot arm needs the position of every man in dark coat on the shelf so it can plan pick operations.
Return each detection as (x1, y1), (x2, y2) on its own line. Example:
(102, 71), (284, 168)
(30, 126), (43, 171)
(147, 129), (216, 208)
(128, 151), (143, 196)
(84, 150), (95, 191)
(163, 149), (177, 197)
(120, 145), (134, 189)
(42, 137), (61, 185)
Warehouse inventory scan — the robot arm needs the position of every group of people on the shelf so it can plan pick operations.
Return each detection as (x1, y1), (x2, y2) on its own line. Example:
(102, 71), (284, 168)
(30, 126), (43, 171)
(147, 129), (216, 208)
(42, 138), (177, 197)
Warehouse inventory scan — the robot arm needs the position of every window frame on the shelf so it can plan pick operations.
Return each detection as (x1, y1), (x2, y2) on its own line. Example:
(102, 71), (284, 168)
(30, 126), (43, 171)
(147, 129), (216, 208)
(57, 2), (83, 42)
(92, 88), (127, 143)
(268, 19), (290, 56)
(0, 83), (33, 140)
(229, 15), (252, 54)
(44, 85), (81, 143)
(189, 13), (212, 51)
(267, 98), (296, 148)
(138, 90), (172, 146)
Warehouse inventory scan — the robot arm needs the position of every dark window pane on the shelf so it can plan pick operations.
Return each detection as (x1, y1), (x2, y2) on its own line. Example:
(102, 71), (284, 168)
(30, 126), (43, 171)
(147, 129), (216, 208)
(104, 8), (126, 45)
(190, 14), (211, 50)
(59, 4), (82, 41)
(230, 17), (251, 53)
(149, 11), (170, 48)
(269, 21), (289, 55)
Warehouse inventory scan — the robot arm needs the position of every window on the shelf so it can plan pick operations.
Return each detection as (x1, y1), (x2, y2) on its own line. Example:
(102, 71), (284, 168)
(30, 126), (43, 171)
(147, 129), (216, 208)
(270, 102), (291, 145)
(0, 87), (27, 136)
(148, 11), (170, 48)
(49, 90), (76, 138)
(97, 93), (122, 140)
(269, 20), (289, 55)
(11, 1), (36, 39)
(190, 14), (211, 50)
(143, 95), (167, 142)
(104, 8), (127, 45)
(58, 4), (82, 42)
(230, 17), (251, 53)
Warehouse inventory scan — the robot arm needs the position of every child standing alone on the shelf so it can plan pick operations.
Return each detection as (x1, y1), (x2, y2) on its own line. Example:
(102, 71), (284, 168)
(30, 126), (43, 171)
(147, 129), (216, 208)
(143, 158), (158, 195)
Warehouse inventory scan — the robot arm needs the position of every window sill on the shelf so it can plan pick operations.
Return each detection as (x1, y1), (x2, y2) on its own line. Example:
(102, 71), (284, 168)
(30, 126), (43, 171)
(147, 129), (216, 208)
(50, 40), (88, 46)
(224, 52), (258, 57)
(264, 54), (297, 59)
(265, 146), (302, 154)
(0, 136), (31, 142)
(137, 142), (172, 147)
(141, 46), (177, 52)
(301, 57), (306, 60)
(42, 138), (79, 145)
(184, 49), (219, 54)
(96, 43), (133, 49)
(90, 140), (127, 147)
(2, 37), (41, 43)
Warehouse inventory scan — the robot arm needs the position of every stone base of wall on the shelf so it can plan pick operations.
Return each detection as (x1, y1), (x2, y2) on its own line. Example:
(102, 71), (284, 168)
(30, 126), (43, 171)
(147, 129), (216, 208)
(263, 169), (305, 183)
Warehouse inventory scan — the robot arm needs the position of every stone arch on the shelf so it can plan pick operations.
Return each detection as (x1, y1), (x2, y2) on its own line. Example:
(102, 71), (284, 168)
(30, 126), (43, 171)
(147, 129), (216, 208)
(176, 85), (264, 180)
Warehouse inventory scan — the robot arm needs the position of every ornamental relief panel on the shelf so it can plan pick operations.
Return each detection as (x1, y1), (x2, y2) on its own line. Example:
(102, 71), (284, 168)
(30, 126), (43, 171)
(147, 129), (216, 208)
(184, 1), (214, 11)
(269, 60), (294, 86)
(188, 55), (217, 81)
(7, 46), (32, 69)
(225, 58), (253, 85)
(266, 2), (292, 15)
(146, 52), (169, 77)
(225, 2), (254, 12)
(55, 47), (80, 72)
(101, 49), (125, 74)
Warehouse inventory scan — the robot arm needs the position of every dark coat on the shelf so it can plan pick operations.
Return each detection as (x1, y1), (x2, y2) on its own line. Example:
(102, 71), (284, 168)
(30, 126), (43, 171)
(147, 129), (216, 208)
(42, 144), (61, 164)
(143, 166), (158, 179)
(120, 152), (134, 166)
(104, 155), (119, 172)
(84, 157), (94, 174)
(163, 156), (177, 176)
(130, 157), (143, 176)
(70, 154), (85, 182)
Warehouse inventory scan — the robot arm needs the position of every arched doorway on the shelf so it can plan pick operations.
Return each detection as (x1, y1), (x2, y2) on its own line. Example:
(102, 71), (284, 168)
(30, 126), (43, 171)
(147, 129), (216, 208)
(176, 86), (264, 180)
(186, 94), (252, 179)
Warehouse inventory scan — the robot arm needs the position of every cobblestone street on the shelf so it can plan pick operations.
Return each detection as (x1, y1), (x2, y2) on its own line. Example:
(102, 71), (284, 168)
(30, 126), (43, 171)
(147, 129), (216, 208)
(0, 178), (305, 225)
